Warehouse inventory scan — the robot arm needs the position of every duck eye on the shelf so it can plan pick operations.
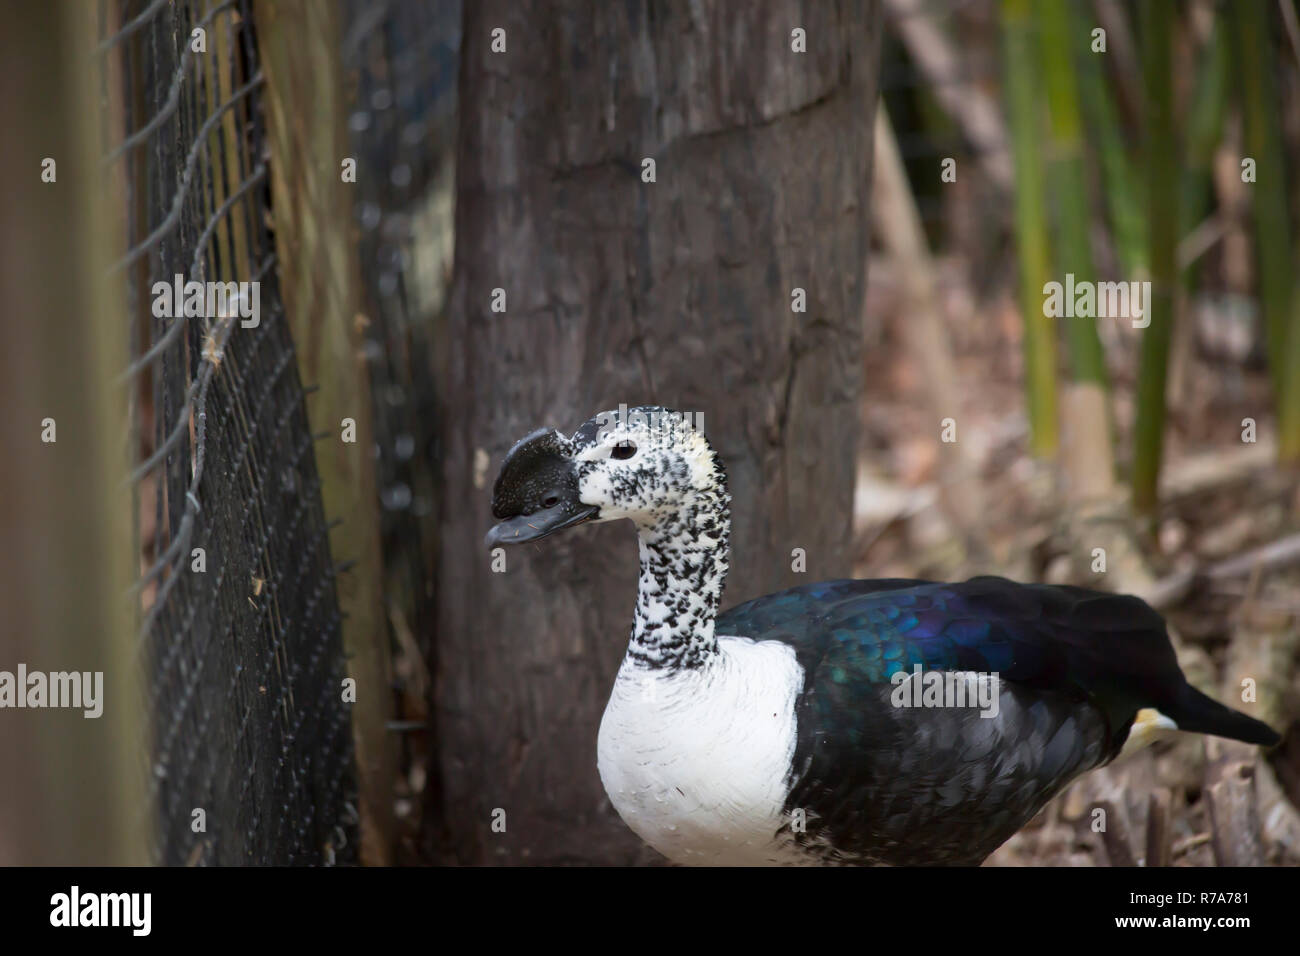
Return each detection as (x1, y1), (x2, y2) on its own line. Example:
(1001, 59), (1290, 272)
(542, 494), (560, 508)
(611, 441), (637, 461)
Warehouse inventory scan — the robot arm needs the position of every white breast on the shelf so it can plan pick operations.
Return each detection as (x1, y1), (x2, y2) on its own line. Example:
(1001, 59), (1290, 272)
(596, 635), (808, 865)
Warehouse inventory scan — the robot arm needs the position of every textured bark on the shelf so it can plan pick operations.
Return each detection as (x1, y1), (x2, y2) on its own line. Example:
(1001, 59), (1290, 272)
(432, 0), (881, 864)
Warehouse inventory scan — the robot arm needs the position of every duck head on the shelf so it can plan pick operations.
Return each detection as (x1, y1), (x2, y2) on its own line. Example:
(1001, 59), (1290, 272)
(484, 405), (727, 547)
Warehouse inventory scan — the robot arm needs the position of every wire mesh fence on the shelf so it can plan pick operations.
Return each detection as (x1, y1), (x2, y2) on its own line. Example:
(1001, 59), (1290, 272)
(100, 0), (357, 865)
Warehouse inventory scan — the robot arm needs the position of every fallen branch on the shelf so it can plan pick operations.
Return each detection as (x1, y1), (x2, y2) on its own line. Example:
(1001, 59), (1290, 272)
(1157, 439), (1276, 501)
(1147, 532), (1300, 609)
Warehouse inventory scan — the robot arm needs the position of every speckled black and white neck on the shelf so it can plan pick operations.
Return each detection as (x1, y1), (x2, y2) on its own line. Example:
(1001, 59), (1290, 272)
(625, 499), (730, 670)
(570, 408), (731, 672)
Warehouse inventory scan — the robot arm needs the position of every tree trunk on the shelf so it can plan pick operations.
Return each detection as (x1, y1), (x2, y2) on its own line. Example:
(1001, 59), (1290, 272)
(432, 0), (882, 864)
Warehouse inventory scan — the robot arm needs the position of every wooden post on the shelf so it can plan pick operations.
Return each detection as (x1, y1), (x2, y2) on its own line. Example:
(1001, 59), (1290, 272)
(0, 0), (146, 865)
(255, 0), (396, 865)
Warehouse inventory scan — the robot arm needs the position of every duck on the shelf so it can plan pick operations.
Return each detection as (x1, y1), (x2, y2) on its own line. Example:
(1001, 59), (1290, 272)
(484, 405), (1280, 866)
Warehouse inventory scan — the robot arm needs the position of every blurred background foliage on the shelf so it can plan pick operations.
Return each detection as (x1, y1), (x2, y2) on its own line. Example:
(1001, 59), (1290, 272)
(866, 0), (1300, 864)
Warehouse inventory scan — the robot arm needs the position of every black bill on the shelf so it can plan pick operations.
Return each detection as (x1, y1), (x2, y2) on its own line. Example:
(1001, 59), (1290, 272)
(484, 427), (599, 547)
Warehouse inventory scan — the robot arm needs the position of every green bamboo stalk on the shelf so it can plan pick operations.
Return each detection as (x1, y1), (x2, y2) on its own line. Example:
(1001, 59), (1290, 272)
(1232, 1), (1297, 457)
(1287, 273), (1300, 460)
(1132, 0), (1178, 514)
(1041, 0), (1109, 389)
(1002, 0), (1058, 457)
(1179, 19), (1228, 250)
(1072, 2), (1147, 277)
